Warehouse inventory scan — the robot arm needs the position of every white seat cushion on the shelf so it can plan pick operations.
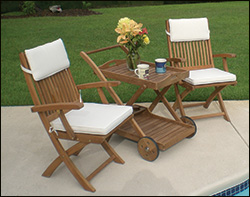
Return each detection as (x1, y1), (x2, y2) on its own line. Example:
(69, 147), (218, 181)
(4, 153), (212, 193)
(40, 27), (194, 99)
(183, 68), (236, 85)
(169, 18), (210, 42)
(25, 38), (70, 81)
(50, 103), (133, 135)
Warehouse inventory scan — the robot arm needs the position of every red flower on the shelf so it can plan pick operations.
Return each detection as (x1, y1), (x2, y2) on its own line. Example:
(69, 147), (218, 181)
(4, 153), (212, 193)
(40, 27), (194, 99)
(139, 28), (148, 35)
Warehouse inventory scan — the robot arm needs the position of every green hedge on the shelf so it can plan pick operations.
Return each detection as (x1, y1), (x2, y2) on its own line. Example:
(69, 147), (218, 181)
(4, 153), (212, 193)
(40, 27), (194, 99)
(1, 1), (222, 13)
(1, 1), (164, 13)
(1, 1), (20, 13)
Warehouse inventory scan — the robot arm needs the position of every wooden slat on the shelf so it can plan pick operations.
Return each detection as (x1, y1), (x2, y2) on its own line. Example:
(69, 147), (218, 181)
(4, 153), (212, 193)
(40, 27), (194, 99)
(193, 42), (197, 66)
(54, 74), (65, 102)
(208, 39), (214, 66)
(36, 80), (53, 115)
(189, 42), (194, 66)
(186, 42), (191, 67)
(202, 41), (207, 65)
(63, 70), (75, 101)
(59, 71), (70, 101)
(27, 68), (80, 118)
(205, 41), (210, 65)
(38, 80), (50, 104)
(170, 40), (213, 69)
(35, 81), (46, 104)
(67, 69), (80, 101)
(58, 71), (70, 102)
(172, 43), (177, 67)
(183, 42), (187, 67)
(196, 41), (200, 66)
(118, 109), (194, 151)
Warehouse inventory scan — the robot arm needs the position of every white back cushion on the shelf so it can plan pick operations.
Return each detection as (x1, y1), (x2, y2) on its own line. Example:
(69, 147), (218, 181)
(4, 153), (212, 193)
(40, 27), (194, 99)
(50, 103), (133, 135)
(183, 68), (236, 85)
(169, 18), (210, 42)
(25, 38), (70, 81)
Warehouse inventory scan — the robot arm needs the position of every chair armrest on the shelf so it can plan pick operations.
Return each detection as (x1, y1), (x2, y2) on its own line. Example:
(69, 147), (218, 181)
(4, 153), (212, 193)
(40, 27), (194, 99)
(77, 81), (122, 105)
(77, 81), (121, 90)
(213, 53), (236, 58)
(31, 102), (84, 113)
(213, 53), (236, 72)
(32, 102), (83, 140)
(166, 57), (186, 63)
(141, 58), (185, 65)
(166, 57), (186, 67)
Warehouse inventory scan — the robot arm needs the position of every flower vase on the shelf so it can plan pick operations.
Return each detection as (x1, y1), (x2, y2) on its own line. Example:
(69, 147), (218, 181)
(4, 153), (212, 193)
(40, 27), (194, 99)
(126, 51), (140, 71)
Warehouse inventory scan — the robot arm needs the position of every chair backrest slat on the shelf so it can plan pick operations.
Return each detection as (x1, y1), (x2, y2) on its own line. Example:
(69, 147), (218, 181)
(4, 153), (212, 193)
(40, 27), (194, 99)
(36, 70), (79, 101)
(63, 69), (79, 101)
(170, 40), (214, 69)
(166, 19), (214, 70)
(58, 71), (71, 102)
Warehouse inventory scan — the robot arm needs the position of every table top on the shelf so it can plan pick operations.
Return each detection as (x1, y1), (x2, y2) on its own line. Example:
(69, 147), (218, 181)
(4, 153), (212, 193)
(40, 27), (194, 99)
(99, 59), (189, 90)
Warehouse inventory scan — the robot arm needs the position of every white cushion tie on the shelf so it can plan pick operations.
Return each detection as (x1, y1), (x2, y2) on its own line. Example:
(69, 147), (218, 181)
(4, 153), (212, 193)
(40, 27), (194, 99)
(20, 64), (32, 74)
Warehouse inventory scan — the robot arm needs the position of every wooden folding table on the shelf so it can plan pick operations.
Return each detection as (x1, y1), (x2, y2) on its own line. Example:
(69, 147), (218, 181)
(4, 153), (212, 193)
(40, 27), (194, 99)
(98, 59), (197, 161)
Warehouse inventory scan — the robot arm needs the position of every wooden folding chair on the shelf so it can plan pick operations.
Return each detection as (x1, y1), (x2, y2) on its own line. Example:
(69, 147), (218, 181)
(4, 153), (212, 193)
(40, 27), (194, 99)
(165, 17), (237, 121)
(19, 38), (143, 192)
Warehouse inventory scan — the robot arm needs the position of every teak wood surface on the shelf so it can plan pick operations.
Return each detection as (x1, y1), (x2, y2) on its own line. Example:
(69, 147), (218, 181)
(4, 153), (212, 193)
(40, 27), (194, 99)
(99, 59), (189, 90)
(117, 106), (194, 151)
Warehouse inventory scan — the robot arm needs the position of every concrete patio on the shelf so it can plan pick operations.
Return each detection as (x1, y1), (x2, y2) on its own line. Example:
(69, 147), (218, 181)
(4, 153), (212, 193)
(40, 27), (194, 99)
(1, 100), (249, 196)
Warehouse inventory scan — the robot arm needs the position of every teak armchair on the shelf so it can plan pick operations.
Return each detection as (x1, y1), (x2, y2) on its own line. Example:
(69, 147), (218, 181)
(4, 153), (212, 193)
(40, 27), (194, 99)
(19, 38), (142, 192)
(165, 18), (237, 121)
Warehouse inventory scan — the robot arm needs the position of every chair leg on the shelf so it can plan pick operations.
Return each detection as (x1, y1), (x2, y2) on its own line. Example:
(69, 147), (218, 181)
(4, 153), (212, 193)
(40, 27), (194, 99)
(172, 84), (231, 121)
(46, 133), (96, 192)
(42, 142), (87, 177)
(72, 145), (85, 156)
(217, 92), (231, 121)
(204, 86), (226, 108)
(106, 134), (113, 142)
(101, 140), (125, 164)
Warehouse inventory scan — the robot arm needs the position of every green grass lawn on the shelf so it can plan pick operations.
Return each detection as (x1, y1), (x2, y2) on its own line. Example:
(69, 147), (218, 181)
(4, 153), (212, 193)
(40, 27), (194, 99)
(1, 1), (249, 106)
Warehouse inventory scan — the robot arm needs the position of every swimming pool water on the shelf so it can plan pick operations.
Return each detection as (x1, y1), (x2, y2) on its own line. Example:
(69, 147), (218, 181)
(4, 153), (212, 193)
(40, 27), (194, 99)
(234, 187), (249, 196)
(213, 179), (249, 196)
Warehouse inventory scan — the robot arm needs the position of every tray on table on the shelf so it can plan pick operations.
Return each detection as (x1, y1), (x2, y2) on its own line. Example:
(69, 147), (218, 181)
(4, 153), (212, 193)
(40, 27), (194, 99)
(99, 59), (189, 90)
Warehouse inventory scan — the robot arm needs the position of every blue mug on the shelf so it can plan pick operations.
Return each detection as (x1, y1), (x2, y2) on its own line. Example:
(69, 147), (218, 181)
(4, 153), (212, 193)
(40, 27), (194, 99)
(155, 58), (167, 73)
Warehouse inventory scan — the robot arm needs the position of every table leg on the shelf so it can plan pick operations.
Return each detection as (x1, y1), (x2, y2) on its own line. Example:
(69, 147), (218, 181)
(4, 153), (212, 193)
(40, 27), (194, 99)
(149, 85), (182, 122)
(148, 86), (171, 112)
(174, 84), (186, 117)
(126, 85), (147, 106)
(126, 83), (182, 122)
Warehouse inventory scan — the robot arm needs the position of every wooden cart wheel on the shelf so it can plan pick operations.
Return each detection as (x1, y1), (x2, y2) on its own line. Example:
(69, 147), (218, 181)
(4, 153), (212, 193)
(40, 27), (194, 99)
(137, 137), (159, 161)
(181, 116), (197, 138)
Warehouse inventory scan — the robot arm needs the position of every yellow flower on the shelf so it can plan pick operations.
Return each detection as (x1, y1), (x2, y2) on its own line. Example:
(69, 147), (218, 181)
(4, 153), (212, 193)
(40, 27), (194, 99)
(115, 23), (130, 43)
(115, 18), (143, 44)
(143, 35), (150, 44)
(127, 19), (143, 36)
(115, 17), (150, 49)
(117, 17), (131, 29)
